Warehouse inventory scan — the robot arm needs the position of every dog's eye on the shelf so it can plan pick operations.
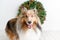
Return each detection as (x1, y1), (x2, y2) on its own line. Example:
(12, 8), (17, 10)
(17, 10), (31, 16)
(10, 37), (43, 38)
(25, 15), (28, 18)
(31, 15), (33, 17)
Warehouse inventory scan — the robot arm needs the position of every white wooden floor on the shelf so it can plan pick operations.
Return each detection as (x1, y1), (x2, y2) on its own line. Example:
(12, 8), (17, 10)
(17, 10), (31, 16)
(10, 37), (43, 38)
(0, 29), (60, 40)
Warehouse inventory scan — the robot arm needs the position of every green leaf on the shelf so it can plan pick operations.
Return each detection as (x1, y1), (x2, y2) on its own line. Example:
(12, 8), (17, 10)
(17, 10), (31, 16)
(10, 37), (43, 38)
(17, 1), (46, 24)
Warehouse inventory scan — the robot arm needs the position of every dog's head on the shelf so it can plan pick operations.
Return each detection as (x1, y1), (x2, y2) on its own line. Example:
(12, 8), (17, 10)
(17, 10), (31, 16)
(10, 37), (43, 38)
(19, 7), (39, 29)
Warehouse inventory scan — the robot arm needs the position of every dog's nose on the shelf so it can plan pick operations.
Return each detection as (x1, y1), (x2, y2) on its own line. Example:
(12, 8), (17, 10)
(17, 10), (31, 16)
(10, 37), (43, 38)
(28, 21), (31, 24)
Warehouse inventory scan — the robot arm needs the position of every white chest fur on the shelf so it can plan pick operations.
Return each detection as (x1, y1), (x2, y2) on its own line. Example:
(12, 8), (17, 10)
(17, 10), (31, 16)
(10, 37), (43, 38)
(17, 28), (41, 40)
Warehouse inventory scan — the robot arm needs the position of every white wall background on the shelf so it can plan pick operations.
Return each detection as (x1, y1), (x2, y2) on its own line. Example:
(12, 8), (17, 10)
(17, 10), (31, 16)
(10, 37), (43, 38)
(0, 0), (60, 40)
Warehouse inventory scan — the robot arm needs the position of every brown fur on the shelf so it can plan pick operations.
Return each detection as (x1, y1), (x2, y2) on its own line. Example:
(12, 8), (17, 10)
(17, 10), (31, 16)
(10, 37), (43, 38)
(5, 18), (19, 40)
(5, 8), (41, 40)
(21, 20), (37, 32)
(5, 17), (37, 40)
(18, 13), (37, 32)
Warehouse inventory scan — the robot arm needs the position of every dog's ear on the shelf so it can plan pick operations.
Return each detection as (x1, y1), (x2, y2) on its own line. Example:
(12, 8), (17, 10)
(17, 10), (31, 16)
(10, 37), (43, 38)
(33, 8), (38, 14)
(37, 17), (42, 31)
(20, 6), (27, 14)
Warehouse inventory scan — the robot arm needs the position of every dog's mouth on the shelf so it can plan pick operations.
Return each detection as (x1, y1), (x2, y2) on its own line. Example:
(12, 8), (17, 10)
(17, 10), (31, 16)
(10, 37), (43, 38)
(24, 21), (33, 29)
(26, 21), (33, 29)
(27, 24), (33, 29)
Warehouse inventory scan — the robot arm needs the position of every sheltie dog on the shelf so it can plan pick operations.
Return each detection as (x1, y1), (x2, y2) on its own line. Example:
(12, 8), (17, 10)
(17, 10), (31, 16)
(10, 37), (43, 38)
(5, 7), (42, 40)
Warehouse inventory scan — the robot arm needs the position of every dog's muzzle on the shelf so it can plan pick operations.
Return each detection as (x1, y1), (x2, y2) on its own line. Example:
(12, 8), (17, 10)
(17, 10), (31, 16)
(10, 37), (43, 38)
(27, 21), (33, 29)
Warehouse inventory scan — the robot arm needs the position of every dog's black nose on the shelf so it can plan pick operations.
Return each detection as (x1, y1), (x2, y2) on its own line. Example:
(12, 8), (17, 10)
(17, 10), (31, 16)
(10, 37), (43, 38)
(28, 21), (31, 24)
